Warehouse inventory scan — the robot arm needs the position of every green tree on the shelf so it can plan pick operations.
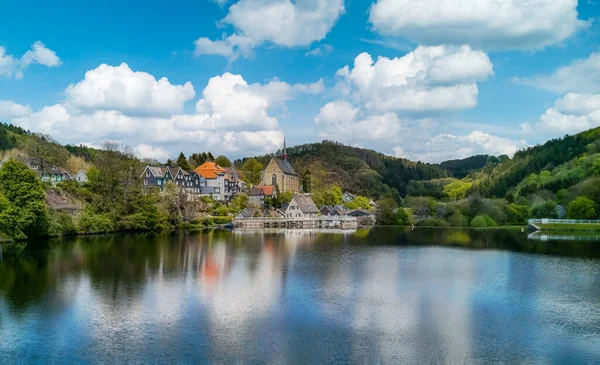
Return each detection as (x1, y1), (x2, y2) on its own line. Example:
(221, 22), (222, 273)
(0, 159), (47, 240)
(229, 194), (249, 213)
(443, 180), (473, 200)
(176, 152), (192, 171)
(396, 207), (411, 226)
(24, 134), (70, 170)
(375, 198), (398, 225)
(241, 158), (263, 185)
(215, 155), (232, 168)
(529, 200), (558, 219)
(345, 196), (371, 210)
(470, 215), (496, 228)
(207, 152), (215, 161)
(568, 197), (597, 219)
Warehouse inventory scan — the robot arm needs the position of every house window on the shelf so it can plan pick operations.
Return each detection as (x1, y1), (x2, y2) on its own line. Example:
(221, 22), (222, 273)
(272, 174), (277, 186)
(146, 170), (150, 177)
(144, 180), (148, 186)
(157, 180), (162, 186)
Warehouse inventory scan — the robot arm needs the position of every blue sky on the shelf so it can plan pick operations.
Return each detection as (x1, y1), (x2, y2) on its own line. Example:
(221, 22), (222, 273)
(1, 0), (599, 162)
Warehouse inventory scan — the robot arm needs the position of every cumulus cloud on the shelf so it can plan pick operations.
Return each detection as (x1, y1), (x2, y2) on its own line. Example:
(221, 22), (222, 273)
(395, 131), (527, 163)
(314, 100), (402, 141)
(517, 53), (600, 94)
(0, 41), (60, 79)
(312, 46), (525, 162)
(0, 100), (32, 119)
(336, 45), (493, 113)
(195, 0), (344, 59)
(65, 63), (195, 116)
(194, 72), (323, 130)
(135, 144), (170, 161)
(369, 0), (587, 51)
(8, 64), (319, 159)
(521, 93), (600, 138)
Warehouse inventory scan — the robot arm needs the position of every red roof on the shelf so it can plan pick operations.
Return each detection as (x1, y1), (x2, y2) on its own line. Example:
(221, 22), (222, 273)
(257, 185), (275, 196)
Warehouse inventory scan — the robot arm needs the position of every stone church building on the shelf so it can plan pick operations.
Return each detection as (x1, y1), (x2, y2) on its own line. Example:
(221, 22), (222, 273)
(260, 139), (299, 194)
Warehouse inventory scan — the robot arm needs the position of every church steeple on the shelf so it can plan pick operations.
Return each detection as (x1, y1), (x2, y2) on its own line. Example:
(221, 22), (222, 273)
(283, 137), (287, 161)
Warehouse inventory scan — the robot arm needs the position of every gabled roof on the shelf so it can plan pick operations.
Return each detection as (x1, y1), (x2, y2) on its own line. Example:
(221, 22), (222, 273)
(257, 185), (276, 196)
(145, 166), (165, 178)
(320, 205), (334, 214)
(194, 161), (229, 179)
(247, 188), (264, 196)
(272, 158), (297, 176)
(347, 209), (372, 217)
(293, 194), (319, 214)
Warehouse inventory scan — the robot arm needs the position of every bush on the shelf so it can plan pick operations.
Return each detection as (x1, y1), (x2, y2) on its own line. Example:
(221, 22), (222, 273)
(471, 215), (496, 228)
(77, 211), (114, 234)
(46, 210), (77, 236)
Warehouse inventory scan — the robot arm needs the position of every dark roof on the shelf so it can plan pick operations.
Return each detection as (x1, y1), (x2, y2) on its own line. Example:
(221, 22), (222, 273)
(237, 208), (252, 218)
(320, 205), (334, 213)
(347, 209), (372, 217)
(281, 202), (289, 211)
(273, 158), (297, 176)
(247, 188), (264, 196)
(294, 194), (319, 214)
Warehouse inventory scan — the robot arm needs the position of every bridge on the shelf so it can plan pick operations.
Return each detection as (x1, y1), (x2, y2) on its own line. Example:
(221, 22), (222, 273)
(234, 216), (358, 229)
(528, 219), (600, 231)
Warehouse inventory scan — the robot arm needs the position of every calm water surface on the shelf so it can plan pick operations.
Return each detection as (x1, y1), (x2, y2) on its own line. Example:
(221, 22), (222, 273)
(1, 227), (599, 364)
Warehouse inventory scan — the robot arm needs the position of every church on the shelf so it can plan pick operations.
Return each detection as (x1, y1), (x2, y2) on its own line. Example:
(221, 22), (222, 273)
(260, 139), (299, 194)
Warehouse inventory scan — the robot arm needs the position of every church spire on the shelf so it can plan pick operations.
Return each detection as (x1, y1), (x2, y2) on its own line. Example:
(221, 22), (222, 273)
(283, 137), (287, 160)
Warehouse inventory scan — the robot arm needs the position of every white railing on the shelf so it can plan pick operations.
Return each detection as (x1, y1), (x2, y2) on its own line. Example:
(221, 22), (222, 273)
(528, 219), (600, 224)
(235, 216), (357, 222)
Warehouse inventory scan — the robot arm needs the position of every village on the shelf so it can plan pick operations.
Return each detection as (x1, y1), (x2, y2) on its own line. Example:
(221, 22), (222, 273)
(23, 139), (376, 229)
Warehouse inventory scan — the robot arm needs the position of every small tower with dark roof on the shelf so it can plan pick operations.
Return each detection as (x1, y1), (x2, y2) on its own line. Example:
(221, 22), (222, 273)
(283, 137), (287, 161)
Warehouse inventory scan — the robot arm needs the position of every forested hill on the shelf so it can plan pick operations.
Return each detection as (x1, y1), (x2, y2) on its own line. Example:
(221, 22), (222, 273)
(477, 127), (600, 198)
(243, 141), (451, 199)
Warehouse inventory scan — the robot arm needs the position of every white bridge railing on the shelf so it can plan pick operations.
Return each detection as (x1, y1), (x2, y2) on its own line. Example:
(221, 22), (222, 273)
(235, 216), (357, 222)
(528, 219), (600, 224)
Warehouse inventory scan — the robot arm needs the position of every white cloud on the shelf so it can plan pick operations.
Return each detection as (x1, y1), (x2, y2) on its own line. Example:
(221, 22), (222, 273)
(195, 0), (344, 59)
(314, 100), (402, 142)
(0, 100), (32, 119)
(65, 63), (195, 116)
(8, 64), (318, 158)
(517, 53), (600, 94)
(336, 45), (493, 113)
(305, 44), (333, 57)
(369, 0), (587, 51)
(194, 72), (322, 130)
(310, 46), (510, 162)
(0, 41), (61, 79)
(395, 131), (527, 163)
(522, 93), (600, 138)
(210, 0), (228, 6)
(20, 41), (61, 68)
(134, 144), (170, 161)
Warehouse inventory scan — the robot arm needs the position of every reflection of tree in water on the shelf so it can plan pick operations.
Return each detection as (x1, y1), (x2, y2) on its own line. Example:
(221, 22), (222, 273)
(355, 228), (600, 259)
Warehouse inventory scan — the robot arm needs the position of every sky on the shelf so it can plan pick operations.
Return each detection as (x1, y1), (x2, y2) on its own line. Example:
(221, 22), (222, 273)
(0, 0), (599, 163)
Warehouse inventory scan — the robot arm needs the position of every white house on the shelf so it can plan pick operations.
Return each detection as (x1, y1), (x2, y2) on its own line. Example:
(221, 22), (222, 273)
(74, 169), (88, 184)
(280, 194), (319, 219)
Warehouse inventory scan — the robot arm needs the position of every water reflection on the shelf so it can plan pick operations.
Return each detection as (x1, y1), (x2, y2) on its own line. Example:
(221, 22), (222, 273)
(0, 228), (599, 364)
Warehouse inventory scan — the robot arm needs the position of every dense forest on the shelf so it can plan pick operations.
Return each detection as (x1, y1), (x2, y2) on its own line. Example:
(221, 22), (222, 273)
(244, 129), (600, 227)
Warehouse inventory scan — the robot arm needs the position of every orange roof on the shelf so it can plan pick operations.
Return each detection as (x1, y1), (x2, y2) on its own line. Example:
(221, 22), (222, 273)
(257, 185), (275, 196)
(193, 161), (229, 179)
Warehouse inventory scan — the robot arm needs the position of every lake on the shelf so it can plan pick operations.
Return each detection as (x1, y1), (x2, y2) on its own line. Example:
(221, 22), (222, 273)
(1, 228), (599, 364)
